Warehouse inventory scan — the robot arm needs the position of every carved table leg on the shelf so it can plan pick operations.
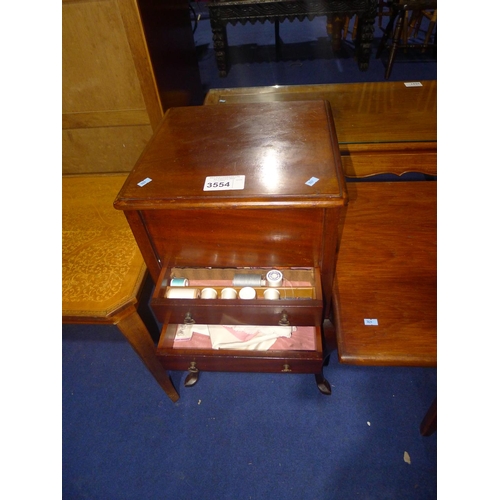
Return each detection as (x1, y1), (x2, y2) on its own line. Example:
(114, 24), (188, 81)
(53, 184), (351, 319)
(355, 9), (376, 71)
(210, 19), (229, 77)
(117, 310), (180, 402)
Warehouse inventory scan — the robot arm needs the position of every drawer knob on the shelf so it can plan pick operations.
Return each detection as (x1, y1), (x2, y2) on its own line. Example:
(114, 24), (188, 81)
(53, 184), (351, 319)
(184, 312), (195, 324)
(279, 311), (290, 326)
(282, 364), (292, 373)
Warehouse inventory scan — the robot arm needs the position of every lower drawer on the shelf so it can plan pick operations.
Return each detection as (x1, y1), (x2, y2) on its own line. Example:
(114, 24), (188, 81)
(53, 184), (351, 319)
(156, 323), (324, 374)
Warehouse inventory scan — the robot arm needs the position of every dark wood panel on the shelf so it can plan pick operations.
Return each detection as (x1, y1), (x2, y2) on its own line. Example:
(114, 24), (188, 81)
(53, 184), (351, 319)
(140, 207), (326, 269)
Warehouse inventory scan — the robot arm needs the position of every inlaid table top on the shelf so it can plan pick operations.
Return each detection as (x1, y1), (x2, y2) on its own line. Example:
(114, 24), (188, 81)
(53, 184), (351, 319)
(62, 174), (146, 319)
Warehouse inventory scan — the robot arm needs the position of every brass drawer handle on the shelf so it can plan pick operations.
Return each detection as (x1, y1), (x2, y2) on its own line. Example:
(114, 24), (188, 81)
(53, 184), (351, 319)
(279, 311), (290, 326)
(282, 364), (292, 372)
(184, 312), (195, 324)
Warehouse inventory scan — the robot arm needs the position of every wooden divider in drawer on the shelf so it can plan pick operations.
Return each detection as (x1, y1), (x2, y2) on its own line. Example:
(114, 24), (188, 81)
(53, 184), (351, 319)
(150, 267), (323, 327)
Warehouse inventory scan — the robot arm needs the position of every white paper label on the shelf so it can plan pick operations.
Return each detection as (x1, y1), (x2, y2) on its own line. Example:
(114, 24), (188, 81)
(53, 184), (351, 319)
(203, 175), (245, 191)
(404, 82), (423, 87)
(137, 177), (152, 187)
(305, 177), (320, 186)
(364, 318), (378, 326)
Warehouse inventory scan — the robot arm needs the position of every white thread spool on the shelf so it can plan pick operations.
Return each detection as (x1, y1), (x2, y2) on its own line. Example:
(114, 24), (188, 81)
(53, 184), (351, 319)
(233, 274), (265, 287)
(266, 269), (283, 287)
(238, 287), (256, 300)
(201, 288), (218, 299)
(264, 288), (280, 300)
(170, 278), (189, 287)
(221, 288), (238, 299)
(166, 288), (200, 299)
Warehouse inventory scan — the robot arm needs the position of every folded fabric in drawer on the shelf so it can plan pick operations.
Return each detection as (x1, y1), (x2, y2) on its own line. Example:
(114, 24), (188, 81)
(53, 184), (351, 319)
(208, 325), (293, 350)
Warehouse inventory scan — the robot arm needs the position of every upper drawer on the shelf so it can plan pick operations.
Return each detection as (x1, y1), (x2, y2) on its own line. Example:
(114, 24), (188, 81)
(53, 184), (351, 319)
(151, 267), (323, 327)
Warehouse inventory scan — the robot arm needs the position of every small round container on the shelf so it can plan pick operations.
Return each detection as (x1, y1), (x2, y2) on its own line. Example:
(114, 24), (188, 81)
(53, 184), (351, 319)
(238, 286), (256, 300)
(201, 287), (218, 299)
(264, 288), (280, 300)
(166, 288), (200, 299)
(266, 269), (283, 287)
(170, 278), (189, 287)
(221, 287), (238, 299)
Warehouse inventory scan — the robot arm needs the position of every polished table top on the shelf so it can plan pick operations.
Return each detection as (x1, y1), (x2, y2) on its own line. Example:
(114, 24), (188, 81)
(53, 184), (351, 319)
(333, 180), (437, 366)
(204, 80), (437, 146)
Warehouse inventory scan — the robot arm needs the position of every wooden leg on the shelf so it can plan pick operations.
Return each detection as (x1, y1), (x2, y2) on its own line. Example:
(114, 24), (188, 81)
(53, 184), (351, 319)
(315, 370), (332, 395)
(330, 15), (344, 52)
(420, 397), (437, 436)
(355, 11), (376, 71)
(117, 310), (180, 403)
(376, 9), (397, 58)
(385, 13), (403, 79)
(211, 20), (228, 77)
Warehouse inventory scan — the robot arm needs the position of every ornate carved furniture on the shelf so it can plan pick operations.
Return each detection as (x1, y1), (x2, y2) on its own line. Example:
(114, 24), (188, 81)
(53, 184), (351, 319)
(206, 0), (378, 76)
(376, 0), (437, 79)
(114, 100), (348, 395)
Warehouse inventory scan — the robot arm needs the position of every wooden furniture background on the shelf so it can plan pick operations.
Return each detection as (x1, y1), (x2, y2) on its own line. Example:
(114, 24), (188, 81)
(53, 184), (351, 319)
(207, 0), (377, 76)
(62, 175), (179, 402)
(204, 81), (436, 431)
(62, 0), (203, 175)
(204, 80), (437, 177)
(114, 100), (348, 394)
(62, 0), (204, 401)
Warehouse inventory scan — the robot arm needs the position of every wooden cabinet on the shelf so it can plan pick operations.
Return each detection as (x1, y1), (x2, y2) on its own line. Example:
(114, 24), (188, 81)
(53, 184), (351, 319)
(114, 100), (348, 393)
(62, 0), (203, 174)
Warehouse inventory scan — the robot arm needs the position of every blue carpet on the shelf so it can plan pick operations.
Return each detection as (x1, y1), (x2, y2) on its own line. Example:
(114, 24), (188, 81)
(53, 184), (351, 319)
(63, 7), (437, 499)
(63, 323), (436, 500)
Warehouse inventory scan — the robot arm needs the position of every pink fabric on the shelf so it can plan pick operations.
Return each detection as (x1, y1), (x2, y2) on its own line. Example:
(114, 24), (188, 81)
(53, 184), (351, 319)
(173, 326), (316, 351)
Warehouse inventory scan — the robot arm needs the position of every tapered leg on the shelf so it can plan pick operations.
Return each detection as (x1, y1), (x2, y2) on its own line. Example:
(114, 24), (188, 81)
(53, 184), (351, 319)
(315, 370), (332, 395)
(420, 398), (437, 436)
(384, 13), (404, 79)
(117, 310), (180, 402)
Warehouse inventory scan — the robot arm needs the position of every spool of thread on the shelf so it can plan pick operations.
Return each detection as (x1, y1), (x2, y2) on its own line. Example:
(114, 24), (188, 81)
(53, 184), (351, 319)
(233, 274), (265, 287)
(166, 288), (200, 299)
(201, 288), (218, 299)
(221, 288), (238, 299)
(264, 288), (280, 300)
(266, 269), (283, 287)
(170, 278), (189, 287)
(238, 287), (256, 300)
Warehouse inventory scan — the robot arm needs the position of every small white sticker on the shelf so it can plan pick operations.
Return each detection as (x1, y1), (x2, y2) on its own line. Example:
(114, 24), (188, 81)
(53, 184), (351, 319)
(137, 177), (152, 187)
(364, 319), (378, 326)
(305, 177), (320, 186)
(204, 175), (245, 191)
(404, 82), (423, 87)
